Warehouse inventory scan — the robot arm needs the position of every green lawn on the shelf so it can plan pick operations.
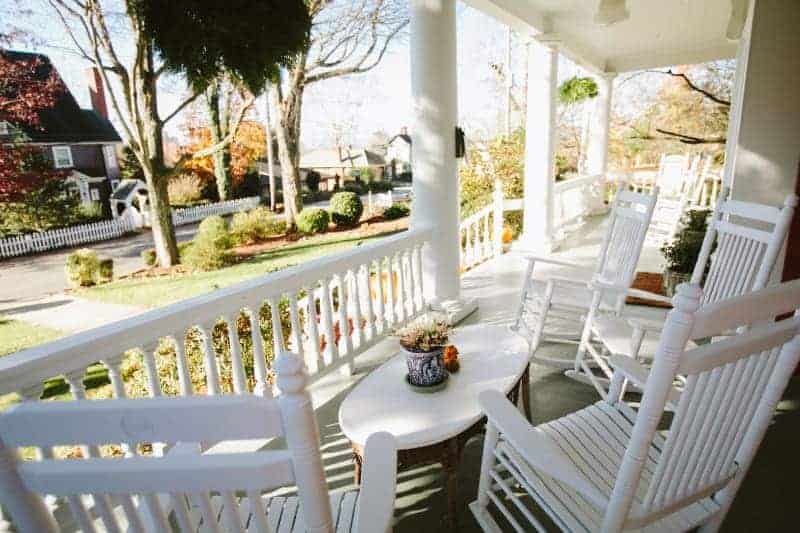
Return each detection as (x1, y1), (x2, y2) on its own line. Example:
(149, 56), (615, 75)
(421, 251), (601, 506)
(0, 316), (63, 357)
(79, 230), (402, 308)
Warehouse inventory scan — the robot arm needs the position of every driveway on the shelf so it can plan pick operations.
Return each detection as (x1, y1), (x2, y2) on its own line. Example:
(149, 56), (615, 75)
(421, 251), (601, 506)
(0, 222), (200, 308)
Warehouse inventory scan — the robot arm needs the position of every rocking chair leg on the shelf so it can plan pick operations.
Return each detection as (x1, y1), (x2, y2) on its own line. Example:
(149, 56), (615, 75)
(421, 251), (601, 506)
(521, 366), (532, 422)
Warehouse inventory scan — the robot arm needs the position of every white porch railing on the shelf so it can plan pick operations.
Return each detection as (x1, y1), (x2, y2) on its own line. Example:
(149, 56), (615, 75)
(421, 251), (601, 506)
(551, 173), (607, 245)
(0, 217), (136, 259)
(171, 196), (261, 226)
(0, 226), (431, 402)
(459, 175), (608, 270)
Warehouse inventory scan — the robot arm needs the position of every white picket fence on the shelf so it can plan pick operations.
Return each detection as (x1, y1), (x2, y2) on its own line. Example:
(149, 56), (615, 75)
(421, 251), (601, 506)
(0, 217), (136, 259)
(172, 196), (261, 226)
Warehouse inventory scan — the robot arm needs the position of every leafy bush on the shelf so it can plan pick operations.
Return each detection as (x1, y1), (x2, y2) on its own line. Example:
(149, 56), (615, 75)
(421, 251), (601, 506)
(661, 209), (712, 274)
(233, 170), (261, 199)
(230, 207), (286, 245)
(367, 180), (393, 193)
(349, 166), (375, 182)
(77, 202), (105, 223)
(459, 129), (524, 237)
(168, 175), (205, 206)
(305, 170), (321, 192)
(296, 208), (330, 235)
(0, 179), (81, 236)
(329, 191), (364, 228)
(98, 258), (114, 283)
(383, 203), (410, 220)
(343, 181), (368, 195)
(182, 215), (234, 271)
(65, 249), (100, 287)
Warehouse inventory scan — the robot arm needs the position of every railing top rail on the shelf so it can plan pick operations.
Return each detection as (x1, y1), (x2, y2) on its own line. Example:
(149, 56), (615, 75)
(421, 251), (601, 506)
(460, 204), (493, 227)
(0, 226), (433, 395)
(553, 173), (604, 193)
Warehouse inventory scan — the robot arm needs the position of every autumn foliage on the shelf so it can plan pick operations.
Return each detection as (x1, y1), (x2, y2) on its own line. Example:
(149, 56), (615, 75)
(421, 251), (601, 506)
(181, 120), (266, 188)
(0, 51), (67, 202)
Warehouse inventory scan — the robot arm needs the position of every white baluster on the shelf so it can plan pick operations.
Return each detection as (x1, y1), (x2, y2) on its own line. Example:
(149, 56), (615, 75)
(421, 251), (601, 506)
(287, 293), (305, 364)
(319, 277), (338, 365)
(267, 296), (286, 358)
(303, 286), (323, 374)
(246, 307), (271, 397)
(140, 346), (162, 397)
(170, 335), (193, 396)
(384, 258), (396, 327)
(359, 265), (375, 342)
(394, 253), (407, 324)
(224, 314), (247, 394)
(335, 274), (353, 375)
(372, 261), (385, 335)
(197, 326), (221, 395)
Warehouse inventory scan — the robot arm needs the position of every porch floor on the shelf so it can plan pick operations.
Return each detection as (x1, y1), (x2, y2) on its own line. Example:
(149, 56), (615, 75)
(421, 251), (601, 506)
(310, 215), (800, 532)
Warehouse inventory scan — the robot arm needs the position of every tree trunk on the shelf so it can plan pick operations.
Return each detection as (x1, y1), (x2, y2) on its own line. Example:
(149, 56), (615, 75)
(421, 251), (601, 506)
(264, 89), (277, 210)
(139, 45), (179, 267)
(206, 82), (233, 201)
(271, 86), (303, 228)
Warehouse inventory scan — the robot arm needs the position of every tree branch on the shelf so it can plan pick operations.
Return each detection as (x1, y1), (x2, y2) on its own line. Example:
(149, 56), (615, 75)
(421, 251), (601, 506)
(649, 69), (731, 106)
(655, 128), (727, 145)
(160, 91), (202, 126)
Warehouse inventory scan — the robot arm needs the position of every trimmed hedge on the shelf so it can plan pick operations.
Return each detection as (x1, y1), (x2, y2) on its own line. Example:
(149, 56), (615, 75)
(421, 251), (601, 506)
(65, 249), (100, 287)
(329, 191), (364, 228)
(142, 241), (193, 267)
(182, 215), (234, 271)
(382, 203), (410, 220)
(230, 207), (286, 245)
(296, 208), (330, 235)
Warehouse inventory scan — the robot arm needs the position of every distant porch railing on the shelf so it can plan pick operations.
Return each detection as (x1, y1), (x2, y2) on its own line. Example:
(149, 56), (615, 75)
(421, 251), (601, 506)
(459, 174), (609, 271)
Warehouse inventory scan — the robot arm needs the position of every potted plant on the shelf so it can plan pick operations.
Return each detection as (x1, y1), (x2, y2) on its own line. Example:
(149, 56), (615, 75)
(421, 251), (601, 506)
(660, 209), (711, 296)
(396, 315), (451, 387)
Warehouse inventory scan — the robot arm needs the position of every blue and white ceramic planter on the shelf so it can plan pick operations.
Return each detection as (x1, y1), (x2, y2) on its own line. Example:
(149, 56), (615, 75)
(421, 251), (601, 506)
(402, 346), (446, 387)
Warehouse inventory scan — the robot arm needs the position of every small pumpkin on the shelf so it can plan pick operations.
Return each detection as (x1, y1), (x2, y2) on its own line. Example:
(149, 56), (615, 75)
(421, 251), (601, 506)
(443, 345), (460, 373)
(502, 226), (514, 244)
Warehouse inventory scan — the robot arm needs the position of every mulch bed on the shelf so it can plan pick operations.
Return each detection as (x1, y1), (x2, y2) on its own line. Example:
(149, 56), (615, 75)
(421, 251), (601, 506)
(625, 272), (673, 309)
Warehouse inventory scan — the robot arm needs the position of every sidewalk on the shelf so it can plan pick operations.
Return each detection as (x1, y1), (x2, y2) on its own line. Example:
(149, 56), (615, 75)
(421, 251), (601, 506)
(0, 295), (143, 334)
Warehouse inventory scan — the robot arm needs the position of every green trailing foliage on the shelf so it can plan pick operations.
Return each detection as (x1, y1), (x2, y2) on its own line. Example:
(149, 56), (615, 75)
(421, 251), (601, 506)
(65, 249), (100, 287)
(296, 208), (330, 235)
(230, 207), (286, 245)
(182, 215), (234, 271)
(382, 203), (410, 220)
(329, 191), (364, 228)
(558, 76), (599, 104)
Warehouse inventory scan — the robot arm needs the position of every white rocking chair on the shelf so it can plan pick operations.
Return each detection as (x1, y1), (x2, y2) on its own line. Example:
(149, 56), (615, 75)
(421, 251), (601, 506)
(0, 352), (397, 533)
(646, 154), (707, 245)
(572, 189), (797, 396)
(511, 186), (658, 367)
(472, 279), (800, 532)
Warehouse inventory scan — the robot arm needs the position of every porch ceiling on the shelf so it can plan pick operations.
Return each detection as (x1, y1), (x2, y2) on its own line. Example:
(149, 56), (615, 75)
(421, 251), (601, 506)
(463, 0), (740, 73)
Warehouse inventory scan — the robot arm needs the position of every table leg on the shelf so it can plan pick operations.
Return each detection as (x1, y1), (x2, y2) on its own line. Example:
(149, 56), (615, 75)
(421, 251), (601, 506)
(443, 438), (459, 531)
(521, 366), (532, 422)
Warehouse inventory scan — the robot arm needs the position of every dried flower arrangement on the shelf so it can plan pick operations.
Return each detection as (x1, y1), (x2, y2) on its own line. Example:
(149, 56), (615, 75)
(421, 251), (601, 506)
(395, 315), (451, 352)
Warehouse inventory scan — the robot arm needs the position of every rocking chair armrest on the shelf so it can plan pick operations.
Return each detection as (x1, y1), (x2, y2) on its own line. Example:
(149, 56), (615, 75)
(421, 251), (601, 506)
(589, 278), (674, 305)
(626, 317), (665, 333)
(478, 390), (609, 510)
(517, 253), (587, 271)
(355, 431), (398, 533)
(608, 355), (683, 406)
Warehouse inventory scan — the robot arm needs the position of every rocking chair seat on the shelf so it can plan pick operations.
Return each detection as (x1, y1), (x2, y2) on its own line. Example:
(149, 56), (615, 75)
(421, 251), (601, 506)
(591, 316), (697, 361)
(193, 489), (362, 532)
(492, 402), (718, 532)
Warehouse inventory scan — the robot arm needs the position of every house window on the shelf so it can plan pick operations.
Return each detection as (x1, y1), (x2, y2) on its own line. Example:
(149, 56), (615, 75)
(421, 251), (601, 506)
(90, 188), (101, 201)
(103, 145), (118, 172)
(0, 121), (8, 135)
(52, 146), (74, 168)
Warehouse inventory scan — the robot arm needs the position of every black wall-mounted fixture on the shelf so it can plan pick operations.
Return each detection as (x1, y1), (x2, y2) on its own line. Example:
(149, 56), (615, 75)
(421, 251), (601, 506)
(455, 126), (466, 159)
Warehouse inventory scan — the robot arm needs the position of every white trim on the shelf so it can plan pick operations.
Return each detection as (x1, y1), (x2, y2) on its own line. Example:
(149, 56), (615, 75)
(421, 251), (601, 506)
(103, 144), (118, 172)
(51, 145), (74, 169)
(607, 40), (738, 73)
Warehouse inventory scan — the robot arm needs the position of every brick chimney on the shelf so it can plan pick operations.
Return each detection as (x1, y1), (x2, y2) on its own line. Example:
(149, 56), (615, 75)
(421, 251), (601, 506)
(87, 67), (108, 120)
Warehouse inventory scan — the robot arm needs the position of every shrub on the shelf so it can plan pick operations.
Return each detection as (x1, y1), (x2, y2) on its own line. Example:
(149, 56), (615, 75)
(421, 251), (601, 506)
(329, 191), (364, 228)
(305, 170), (321, 192)
(182, 215), (234, 271)
(296, 208), (330, 235)
(141, 248), (157, 266)
(230, 207), (287, 245)
(382, 203), (410, 220)
(168, 175), (205, 206)
(98, 258), (114, 283)
(77, 202), (105, 223)
(233, 170), (261, 199)
(661, 209), (712, 274)
(65, 249), (100, 287)
(367, 180), (393, 193)
(343, 181), (368, 195)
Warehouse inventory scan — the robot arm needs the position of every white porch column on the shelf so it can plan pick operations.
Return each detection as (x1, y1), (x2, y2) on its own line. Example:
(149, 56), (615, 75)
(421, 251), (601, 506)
(410, 0), (476, 322)
(519, 39), (559, 253)
(586, 73), (615, 177)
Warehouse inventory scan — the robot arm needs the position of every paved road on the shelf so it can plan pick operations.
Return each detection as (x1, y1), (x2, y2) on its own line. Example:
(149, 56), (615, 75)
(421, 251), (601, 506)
(0, 223), (200, 310)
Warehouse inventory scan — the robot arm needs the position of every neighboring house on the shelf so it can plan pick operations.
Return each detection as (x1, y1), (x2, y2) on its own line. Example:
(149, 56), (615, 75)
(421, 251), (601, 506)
(386, 127), (412, 180)
(300, 146), (388, 191)
(0, 50), (122, 209)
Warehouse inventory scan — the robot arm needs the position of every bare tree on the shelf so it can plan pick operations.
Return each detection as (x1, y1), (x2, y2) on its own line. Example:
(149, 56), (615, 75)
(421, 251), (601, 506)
(46, 0), (202, 266)
(271, 0), (407, 228)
